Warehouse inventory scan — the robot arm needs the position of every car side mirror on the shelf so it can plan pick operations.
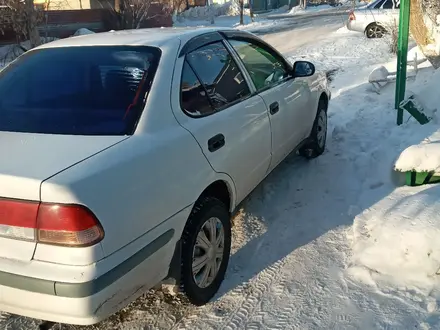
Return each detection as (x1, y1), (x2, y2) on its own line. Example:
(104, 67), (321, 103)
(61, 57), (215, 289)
(292, 61), (315, 78)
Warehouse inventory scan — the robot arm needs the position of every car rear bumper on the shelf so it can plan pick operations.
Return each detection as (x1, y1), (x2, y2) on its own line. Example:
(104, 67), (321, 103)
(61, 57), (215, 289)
(0, 284), (111, 325)
(0, 229), (175, 325)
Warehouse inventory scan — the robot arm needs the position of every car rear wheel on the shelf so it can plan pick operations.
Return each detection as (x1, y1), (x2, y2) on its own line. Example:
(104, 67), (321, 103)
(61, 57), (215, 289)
(299, 100), (327, 159)
(365, 23), (386, 38)
(181, 197), (231, 305)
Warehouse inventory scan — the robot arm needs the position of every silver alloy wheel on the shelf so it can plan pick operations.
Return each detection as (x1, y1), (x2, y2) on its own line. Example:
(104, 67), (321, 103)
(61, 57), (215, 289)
(367, 25), (385, 38)
(317, 109), (327, 149)
(192, 217), (225, 288)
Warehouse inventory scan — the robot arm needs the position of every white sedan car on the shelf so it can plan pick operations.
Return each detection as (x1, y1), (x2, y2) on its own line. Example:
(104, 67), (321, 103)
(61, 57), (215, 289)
(0, 27), (330, 326)
(347, 0), (400, 38)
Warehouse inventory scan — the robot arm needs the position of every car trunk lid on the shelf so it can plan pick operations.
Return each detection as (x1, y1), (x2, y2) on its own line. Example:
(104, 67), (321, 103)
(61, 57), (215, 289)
(0, 131), (127, 261)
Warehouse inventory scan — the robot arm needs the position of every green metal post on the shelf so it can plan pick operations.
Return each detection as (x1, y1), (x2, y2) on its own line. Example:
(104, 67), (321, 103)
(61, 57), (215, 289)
(395, 0), (411, 125)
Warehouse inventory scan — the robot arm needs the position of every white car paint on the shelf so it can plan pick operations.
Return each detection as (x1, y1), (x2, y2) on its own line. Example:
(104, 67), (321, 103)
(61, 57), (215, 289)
(0, 27), (330, 325)
(0, 132), (127, 262)
(347, 0), (400, 36)
(262, 78), (313, 171)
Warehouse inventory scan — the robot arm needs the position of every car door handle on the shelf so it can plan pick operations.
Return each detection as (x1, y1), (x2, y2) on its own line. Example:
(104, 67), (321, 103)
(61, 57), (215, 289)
(269, 102), (279, 115)
(208, 134), (225, 152)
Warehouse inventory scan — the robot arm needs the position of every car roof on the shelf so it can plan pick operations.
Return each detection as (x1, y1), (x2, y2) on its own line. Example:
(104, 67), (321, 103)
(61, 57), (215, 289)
(36, 27), (238, 50)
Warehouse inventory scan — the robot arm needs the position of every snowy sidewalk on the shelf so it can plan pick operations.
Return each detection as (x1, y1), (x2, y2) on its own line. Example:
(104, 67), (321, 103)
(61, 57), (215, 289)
(266, 4), (350, 20)
(173, 1), (349, 36)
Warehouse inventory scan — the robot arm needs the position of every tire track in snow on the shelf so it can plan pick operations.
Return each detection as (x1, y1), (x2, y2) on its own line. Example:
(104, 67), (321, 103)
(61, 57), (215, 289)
(263, 268), (297, 330)
(221, 258), (288, 330)
(207, 161), (311, 330)
(175, 250), (291, 330)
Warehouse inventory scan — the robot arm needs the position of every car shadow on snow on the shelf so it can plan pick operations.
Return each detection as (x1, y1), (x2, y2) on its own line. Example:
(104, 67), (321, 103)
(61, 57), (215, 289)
(208, 80), (440, 322)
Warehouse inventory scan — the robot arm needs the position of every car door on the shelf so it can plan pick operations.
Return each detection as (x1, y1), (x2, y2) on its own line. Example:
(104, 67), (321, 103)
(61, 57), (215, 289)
(171, 37), (272, 204)
(225, 35), (311, 171)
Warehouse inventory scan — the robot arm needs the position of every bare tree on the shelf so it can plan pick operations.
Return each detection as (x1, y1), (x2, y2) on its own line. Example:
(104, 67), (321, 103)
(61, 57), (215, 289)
(206, 0), (215, 24)
(0, 0), (42, 49)
(25, 0), (40, 47)
(249, 0), (254, 22)
(109, 0), (172, 30)
(169, 0), (187, 20)
(239, 0), (244, 24)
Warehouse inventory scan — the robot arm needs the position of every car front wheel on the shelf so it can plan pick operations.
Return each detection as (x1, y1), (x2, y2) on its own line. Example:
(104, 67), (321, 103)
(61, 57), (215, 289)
(181, 197), (231, 306)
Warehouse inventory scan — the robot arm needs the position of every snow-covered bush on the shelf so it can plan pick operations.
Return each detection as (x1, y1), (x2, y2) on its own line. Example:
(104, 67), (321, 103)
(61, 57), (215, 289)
(179, 1), (243, 20)
(72, 28), (95, 36)
(380, 19), (398, 54)
(388, 19), (398, 53)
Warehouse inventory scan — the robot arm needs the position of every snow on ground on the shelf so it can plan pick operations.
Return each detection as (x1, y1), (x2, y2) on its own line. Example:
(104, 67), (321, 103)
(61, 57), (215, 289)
(173, 13), (278, 32)
(173, 10), (291, 34)
(176, 1), (243, 21)
(347, 70), (440, 310)
(288, 4), (334, 15)
(173, 0), (349, 33)
(342, 41), (440, 329)
(72, 28), (96, 36)
(266, 2), (351, 19)
(393, 69), (440, 173)
(174, 1), (261, 30)
(3, 15), (440, 330)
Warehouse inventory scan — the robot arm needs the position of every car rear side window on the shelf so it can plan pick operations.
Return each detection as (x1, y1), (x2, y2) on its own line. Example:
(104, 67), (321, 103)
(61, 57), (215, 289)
(180, 41), (250, 117)
(0, 46), (161, 135)
(181, 60), (215, 116)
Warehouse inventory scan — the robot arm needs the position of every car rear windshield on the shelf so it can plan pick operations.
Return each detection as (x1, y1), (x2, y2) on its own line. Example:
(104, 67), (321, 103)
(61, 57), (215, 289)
(0, 46), (161, 135)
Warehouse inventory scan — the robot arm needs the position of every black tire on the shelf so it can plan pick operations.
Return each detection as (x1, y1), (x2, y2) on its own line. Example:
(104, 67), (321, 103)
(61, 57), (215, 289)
(181, 197), (231, 306)
(365, 23), (386, 39)
(299, 100), (328, 159)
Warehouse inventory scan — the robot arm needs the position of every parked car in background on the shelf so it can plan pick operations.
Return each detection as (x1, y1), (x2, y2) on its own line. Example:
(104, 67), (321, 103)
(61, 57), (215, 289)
(347, 0), (400, 38)
(0, 27), (330, 326)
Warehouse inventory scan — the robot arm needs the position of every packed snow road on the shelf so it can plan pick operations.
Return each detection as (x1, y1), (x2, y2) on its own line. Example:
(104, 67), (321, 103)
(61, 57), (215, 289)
(252, 9), (348, 36)
(2, 21), (439, 330)
(253, 11), (347, 53)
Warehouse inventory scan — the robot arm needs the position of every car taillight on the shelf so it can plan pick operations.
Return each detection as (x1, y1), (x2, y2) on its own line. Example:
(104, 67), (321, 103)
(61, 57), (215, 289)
(0, 198), (104, 247)
(349, 11), (356, 21)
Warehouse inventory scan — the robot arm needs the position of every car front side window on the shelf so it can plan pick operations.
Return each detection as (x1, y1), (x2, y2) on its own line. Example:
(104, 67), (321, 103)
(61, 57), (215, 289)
(183, 41), (251, 113)
(228, 39), (289, 92)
